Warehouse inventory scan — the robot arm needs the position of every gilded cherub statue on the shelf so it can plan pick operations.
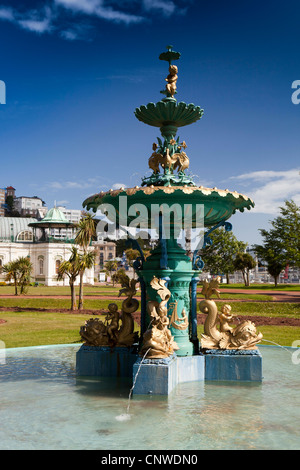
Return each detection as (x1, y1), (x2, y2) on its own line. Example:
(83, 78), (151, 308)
(165, 64), (178, 98)
(199, 278), (263, 350)
(140, 276), (179, 359)
(79, 275), (139, 348)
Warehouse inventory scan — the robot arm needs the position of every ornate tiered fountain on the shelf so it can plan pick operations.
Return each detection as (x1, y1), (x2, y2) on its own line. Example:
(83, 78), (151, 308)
(76, 47), (263, 394)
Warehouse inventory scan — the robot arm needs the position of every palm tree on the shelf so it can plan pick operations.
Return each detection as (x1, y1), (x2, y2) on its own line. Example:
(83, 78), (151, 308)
(75, 213), (97, 310)
(2, 257), (33, 295)
(77, 250), (95, 308)
(17, 257), (33, 294)
(57, 246), (81, 310)
(2, 260), (19, 295)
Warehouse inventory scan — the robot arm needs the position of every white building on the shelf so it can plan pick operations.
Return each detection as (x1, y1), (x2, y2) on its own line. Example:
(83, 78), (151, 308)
(0, 208), (94, 286)
(13, 196), (48, 218)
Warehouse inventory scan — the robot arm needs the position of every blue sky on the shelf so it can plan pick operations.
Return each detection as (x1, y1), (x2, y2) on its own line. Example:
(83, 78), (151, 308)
(0, 0), (300, 245)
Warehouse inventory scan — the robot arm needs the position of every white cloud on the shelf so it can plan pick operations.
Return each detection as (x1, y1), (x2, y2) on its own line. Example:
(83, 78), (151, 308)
(0, 5), (54, 34)
(111, 183), (127, 189)
(0, 6), (14, 20)
(57, 199), (70, 206)
(230, 169), (300, 214)
(46, 178), (109, 190)
(142, 0), (176, 16)
(0, 0), (189, 39)
(55, 0), (144, 24)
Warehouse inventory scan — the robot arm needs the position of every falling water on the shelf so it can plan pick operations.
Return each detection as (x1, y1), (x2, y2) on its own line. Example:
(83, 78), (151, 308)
(262, 339), (294, 356)
(115, 348), (150, 422)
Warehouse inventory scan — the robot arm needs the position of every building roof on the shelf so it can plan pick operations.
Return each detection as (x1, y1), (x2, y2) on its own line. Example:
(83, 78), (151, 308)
(0, 217), (37, 240)
(28, 207), (75, 228)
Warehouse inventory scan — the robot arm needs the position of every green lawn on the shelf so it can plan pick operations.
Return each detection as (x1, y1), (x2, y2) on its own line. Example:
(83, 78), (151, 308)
(1, 282), (300, 297)
(0, 284), (299, 349)
(0, 311), (89, 348)
(0, 310), (140, 349)
(196, 324), (300, 349)
(0, 297), (124, 310)
(216, 283), (300, 291)
(0, 284), (121, 296)
(216, 301), (300, 318)
(198, 292), (275, 301)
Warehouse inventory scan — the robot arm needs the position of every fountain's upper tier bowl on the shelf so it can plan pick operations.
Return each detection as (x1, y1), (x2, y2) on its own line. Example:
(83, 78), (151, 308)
(83, 185), (254, 227)
(134, 100), (204, 128)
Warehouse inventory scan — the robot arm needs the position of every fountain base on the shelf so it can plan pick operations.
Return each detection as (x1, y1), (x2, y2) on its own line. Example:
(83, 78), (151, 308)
(132, 354), (205, 395)
(76, 345), (138, 378)
(76, 347), (263, 394)
(204, 349), (263, 382)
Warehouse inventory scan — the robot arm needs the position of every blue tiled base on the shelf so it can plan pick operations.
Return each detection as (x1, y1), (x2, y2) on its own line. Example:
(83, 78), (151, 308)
(204, 349), (263, 381)
(132, 354), (205, 395)
(76, 345), (138, 377)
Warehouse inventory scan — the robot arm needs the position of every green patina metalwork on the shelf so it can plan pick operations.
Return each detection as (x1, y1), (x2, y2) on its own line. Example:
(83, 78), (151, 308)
(83, 47), (254, 357)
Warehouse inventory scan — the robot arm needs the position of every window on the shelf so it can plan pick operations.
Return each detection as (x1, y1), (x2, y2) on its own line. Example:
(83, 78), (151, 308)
(55, 260), (61, 275)
(38, 257), (44, 275)
(16, 231), (33, 242)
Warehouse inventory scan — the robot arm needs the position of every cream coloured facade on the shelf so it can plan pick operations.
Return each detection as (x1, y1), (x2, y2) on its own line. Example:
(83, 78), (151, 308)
(0, 241), (94, 286)
(0, 211), (94, 286)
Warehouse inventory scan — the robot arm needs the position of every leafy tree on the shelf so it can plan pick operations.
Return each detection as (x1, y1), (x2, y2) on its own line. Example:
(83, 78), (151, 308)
(254, 200), (300, 286)
(264, 200), (300, 267)
(57, 247), (81, 310)
(111, 268), (128, 286)
(2, 257), (33, 295)
(254, 232), (286, 287)
(75, 212), (97, 310)
(112, 232), (155, 257)
(105, 259), (118, 285)
(233, 252), (256, 287)
(200, 228), (247, 283)
(125, 248), (142, 267)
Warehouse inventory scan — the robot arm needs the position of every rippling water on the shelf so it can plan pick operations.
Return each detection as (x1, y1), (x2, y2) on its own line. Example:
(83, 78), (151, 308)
(0, 344), (299, 450)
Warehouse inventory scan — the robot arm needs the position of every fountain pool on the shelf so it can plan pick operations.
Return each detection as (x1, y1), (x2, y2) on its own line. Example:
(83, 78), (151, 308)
(0, 343), (299, 450)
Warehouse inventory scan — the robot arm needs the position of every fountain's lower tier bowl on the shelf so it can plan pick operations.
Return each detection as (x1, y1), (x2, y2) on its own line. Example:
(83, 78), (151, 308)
(83, 185), (254, 227)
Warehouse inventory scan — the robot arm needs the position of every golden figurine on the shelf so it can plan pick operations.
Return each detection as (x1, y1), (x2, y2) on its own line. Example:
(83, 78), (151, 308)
(140, 276), (179, 359)
(165, 65), (178, 98)
(79, 275), (139, 348)
(148, 146), (190, 174)
(199, 278), (263, 350)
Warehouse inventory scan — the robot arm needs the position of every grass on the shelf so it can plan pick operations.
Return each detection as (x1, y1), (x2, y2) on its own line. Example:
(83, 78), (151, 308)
(216, 283), (300, 291)
(1, 282), (300, 297)
(0, 310), (140, 349)
(0, 284), (121, 296)
(0, 311), (89, 348)
(0, 284), (299, 349)
(196, 324), (300, 349)
(0, 297), (124, 310)
(198, 293), (275, 301)
(216, 301), (300, 318)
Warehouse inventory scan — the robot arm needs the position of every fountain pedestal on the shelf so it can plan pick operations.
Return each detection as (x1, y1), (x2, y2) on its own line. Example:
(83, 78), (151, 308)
(204, 349), (263, 382)
(132, 354), (205, 395)
(76, 345), (138, 378)
(139, 236), (195, 356)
